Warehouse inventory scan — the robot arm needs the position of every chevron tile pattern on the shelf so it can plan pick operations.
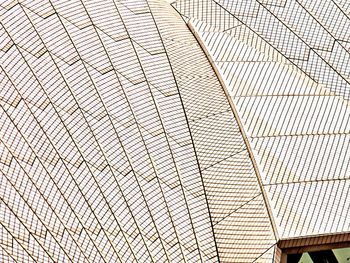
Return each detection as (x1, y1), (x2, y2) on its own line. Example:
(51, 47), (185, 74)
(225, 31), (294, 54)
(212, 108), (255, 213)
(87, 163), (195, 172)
(2, 0), (350, 262)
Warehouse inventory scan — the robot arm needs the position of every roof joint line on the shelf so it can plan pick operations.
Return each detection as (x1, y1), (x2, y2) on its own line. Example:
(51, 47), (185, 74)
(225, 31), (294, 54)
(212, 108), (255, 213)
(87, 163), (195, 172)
(187, 20), (280, 241)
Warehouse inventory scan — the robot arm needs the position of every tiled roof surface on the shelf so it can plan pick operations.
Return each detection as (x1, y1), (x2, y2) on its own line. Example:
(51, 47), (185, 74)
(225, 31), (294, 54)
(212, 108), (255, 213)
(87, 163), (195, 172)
(174, 0), (350, 250)
(1, 0), (349, 262)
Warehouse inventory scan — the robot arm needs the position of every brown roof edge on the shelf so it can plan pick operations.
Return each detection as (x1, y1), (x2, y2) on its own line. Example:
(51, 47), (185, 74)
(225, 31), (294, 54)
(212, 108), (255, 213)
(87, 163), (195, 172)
(278, 232), (350, 254)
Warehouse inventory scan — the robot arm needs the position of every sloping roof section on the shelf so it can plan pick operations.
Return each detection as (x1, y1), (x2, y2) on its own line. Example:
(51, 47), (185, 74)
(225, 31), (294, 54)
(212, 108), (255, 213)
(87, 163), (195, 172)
(150, 2), (277, 262)
(0, 0), (279, 262)
(0, 0), (220, 262)
(173, 0), (350, 242)
(174, 0), (350, 100)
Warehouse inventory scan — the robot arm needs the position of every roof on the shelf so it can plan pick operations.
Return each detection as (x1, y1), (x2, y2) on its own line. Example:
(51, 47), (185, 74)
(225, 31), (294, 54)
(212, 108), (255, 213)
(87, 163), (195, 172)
(173, 0), (350, 255)
(0, 0), (349, 262)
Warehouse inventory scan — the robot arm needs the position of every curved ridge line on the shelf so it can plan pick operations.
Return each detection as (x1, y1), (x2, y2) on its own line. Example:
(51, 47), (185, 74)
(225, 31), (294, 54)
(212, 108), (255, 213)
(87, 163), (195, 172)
(187, 19), (280, 241)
